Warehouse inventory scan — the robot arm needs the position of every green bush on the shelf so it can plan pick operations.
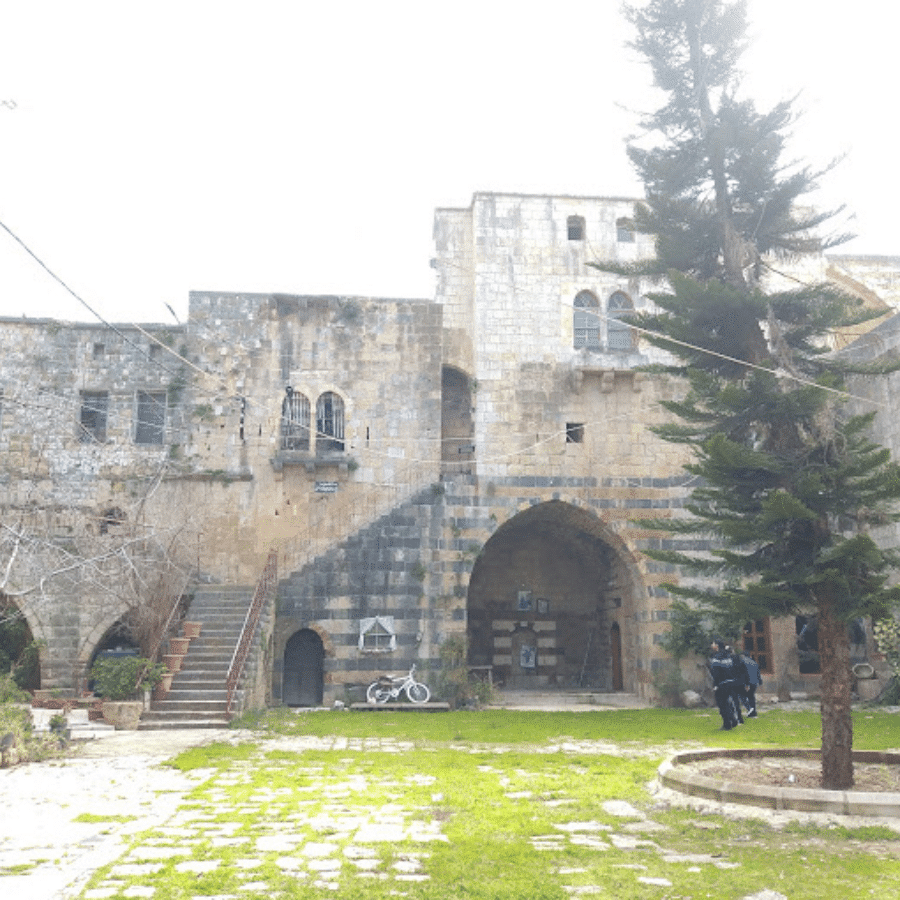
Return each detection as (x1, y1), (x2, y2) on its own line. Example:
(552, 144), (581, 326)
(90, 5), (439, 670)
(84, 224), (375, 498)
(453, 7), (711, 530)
(91, 656), (167, 700)
(434, 636), (494, 709)
(0, 673), (31, 704)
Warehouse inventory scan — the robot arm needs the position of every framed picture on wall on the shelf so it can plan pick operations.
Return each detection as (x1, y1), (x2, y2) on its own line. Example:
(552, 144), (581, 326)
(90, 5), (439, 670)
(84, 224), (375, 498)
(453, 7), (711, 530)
(516, 590), (532, 611)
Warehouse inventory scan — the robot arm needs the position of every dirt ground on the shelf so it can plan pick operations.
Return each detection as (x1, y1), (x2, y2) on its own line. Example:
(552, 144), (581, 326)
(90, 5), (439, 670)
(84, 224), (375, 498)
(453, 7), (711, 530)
(686, 756), (900, 791)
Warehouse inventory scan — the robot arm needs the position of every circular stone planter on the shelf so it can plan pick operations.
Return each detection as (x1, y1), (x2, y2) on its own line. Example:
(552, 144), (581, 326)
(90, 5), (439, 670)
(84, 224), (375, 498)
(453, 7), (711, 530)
(659, 748), (900, 817)
(101, 700), (144, 731)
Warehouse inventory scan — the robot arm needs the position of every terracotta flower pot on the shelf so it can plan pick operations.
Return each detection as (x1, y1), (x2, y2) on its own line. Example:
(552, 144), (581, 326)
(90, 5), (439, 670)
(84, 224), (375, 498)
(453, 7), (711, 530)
(153, 673), (174, 700)
(182, 621), (202, 639)
(163, 653), (184, 673)
(169, 637), (191, 655)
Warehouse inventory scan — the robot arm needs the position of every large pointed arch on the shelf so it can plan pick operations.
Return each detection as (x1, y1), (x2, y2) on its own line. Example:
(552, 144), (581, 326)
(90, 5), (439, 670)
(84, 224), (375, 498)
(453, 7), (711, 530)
(466, 500), (641, 691)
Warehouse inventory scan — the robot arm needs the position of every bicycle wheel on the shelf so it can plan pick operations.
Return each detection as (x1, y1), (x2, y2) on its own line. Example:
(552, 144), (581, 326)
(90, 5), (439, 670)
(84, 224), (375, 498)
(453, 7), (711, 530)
(366, 682), (392, 704)
(407, 681), (430, 704)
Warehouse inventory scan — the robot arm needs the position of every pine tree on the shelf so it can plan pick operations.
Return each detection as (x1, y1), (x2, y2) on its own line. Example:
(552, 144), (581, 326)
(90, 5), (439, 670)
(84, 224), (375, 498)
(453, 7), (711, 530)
(600, 0), (900, 789)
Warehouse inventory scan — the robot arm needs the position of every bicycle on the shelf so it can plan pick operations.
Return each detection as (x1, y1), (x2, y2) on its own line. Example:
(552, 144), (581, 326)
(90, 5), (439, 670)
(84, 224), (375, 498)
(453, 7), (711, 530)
(366, 664), (431, 704)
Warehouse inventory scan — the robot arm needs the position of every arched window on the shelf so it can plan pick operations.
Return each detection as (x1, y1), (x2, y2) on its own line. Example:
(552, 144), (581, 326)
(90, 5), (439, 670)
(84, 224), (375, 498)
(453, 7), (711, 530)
(607, 292), (634, 351)
(573, 291), (600, 349)
(281, 387), (310, 451)
(567, 216), (585, 241)
(316, 392), (345, 453)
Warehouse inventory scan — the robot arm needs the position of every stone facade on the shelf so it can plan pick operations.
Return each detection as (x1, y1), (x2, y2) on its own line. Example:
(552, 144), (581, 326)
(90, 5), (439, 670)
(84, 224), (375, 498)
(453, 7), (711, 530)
(2, 193), (898, 706)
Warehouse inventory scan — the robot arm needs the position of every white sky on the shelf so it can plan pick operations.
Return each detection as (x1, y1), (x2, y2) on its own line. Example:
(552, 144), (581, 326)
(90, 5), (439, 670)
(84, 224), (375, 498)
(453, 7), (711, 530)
(0, 1), (894, 324)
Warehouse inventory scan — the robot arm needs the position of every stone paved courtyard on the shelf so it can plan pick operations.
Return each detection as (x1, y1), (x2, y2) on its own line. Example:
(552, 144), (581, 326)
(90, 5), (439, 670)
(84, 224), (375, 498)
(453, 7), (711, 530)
(0, 723), (895, 899)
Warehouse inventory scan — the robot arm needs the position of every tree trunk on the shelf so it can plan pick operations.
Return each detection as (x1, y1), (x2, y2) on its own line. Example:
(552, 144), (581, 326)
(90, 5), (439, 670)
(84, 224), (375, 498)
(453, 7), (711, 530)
(818, 599), (854, 790)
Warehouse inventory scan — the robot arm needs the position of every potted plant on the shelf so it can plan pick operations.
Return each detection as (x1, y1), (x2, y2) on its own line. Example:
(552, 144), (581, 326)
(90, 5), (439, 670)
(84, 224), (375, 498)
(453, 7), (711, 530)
(91, 656), (167, 730)
(182, 621), (202, 639)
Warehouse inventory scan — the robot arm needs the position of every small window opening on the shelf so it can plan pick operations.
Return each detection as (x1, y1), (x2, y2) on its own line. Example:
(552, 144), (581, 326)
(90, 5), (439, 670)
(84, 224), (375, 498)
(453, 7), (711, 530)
(607, 291), (634, 351)
(92, 343), (105, 359)
(135, 390), (166, 445)
(795, 615), (820, 674)
(98, 506), (126, 536)
(148, 343), (162, 360)
(567, 216), (585, 241)
(566, 423), (584, 443)
(79, 391), (109, 443)
(616, 217), (635, 242)
(359, 616), (396, 653)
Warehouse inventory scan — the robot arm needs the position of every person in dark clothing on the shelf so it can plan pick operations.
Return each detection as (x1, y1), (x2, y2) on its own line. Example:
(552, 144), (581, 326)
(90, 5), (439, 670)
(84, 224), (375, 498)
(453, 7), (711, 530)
(708, 639), (743, 729)
(740, 653), (762, 717)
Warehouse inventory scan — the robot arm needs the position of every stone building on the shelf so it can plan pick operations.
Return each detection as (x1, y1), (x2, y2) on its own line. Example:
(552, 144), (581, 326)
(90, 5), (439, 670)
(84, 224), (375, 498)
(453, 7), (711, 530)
(1, 192), (899, 711)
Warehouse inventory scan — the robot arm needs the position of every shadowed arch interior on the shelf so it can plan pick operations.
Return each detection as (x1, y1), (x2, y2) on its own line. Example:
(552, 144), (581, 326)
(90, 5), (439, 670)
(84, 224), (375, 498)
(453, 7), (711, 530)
(466, 500), (637, 691)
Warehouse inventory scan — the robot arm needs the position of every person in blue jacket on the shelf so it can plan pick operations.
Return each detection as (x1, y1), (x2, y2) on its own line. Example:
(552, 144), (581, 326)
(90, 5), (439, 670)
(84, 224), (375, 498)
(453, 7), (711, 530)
(740, 652), (762, 717)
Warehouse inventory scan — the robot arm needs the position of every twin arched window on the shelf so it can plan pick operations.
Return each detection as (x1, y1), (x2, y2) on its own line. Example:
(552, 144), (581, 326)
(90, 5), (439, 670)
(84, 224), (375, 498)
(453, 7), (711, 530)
(281, 388), (344, 453)
(573, 291), (634, 351)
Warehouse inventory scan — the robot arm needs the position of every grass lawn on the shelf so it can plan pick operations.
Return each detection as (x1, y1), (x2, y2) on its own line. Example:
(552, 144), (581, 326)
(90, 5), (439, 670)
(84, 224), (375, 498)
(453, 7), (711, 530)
(76, 708), (900, 900)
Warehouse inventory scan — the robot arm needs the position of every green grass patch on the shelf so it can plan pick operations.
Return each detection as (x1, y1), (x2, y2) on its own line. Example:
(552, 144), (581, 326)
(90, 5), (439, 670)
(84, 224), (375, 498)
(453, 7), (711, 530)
(72, 813), (138, 824)
(74, 708), (900, 900)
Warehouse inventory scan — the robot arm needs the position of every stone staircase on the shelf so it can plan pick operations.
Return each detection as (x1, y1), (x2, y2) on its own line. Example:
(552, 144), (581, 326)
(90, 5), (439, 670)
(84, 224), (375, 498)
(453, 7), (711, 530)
(139, 587), (252, 730)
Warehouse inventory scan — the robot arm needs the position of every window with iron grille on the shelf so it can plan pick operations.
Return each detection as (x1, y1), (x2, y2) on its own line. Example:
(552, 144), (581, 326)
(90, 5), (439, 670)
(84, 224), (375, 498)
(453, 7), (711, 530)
(573, 291), (600, 349)
(742, 619), (773, 674)
(79, 391), (109, 443)
(316, 392), (345, 453)
(359, 616), (396, 653)
(280, 387), (310, 451)
(134, 390), (166, 445)
(607, 291), (634, 351)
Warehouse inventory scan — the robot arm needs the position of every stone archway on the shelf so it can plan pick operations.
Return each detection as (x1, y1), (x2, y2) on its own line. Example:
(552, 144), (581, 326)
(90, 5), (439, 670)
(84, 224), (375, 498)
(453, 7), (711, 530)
(283, 628), (324, 706)
(466, 500), (641, 691)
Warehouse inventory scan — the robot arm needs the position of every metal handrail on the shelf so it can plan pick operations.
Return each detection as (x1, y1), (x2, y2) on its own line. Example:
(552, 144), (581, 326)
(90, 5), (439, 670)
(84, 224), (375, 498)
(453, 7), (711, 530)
(225, 548), (278, 716)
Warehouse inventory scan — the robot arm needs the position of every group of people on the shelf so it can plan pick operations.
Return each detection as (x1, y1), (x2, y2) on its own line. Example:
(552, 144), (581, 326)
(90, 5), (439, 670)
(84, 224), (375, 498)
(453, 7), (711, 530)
(708, 638), (763, 730)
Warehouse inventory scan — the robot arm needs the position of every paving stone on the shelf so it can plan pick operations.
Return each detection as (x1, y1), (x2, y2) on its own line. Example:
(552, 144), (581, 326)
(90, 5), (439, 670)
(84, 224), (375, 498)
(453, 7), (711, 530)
(257, 835), (302, 851)
(84, 890), (120, 899)
(742, 893), (787, 900)
(233, 858), (264, 869)
(123, 888), (156, 898)
(175, 860), (221, 873)
(553, 821), (612, 833)
(112, 863), (164, 876)
(602, 800), (642, 818)
(638, 876), (673, 887)
(351, 858), (381, 871)
(343, 845), (378, 859)
(608, 834), (658, 850)
(239, 883), (269, 891)
(354, 823), (406, 842)
(275, 857), (305, 871)
(308, 858), (341, 872)
(569, 836), (609, 850)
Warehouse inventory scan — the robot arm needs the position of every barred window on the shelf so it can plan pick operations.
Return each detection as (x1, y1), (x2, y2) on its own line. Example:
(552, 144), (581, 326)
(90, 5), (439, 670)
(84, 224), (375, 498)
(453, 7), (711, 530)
(316, 392), (345, 453)
(280, 387), (310, 451)
(616, 217), (635, 242)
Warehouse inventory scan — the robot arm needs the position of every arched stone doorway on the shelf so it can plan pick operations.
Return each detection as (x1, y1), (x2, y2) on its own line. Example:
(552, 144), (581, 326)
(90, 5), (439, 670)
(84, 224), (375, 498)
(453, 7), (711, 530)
(466, 500), (639, 691)
(283, 628), (324, 706)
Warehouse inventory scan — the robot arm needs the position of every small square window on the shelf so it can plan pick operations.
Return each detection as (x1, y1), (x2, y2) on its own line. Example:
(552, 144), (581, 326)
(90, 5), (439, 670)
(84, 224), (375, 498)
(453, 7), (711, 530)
(359, 616), (396, 653)
(566, 423), (584, 443)
(92, 343), (105, 359)
(567, 216), (585, 241)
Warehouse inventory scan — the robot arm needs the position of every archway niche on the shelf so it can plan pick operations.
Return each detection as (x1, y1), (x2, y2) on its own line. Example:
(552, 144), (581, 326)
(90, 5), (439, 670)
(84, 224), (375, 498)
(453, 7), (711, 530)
(441, 366), (474, 469)
(283, 628), (324, 707)
(466, 500), (639, 691)
(0, 594), (41, 690)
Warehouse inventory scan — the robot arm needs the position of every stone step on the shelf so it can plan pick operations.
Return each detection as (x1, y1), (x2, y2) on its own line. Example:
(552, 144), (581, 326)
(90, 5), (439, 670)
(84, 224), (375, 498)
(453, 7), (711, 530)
(139, 718), (231, 730)
(145, 701), (230, 716)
